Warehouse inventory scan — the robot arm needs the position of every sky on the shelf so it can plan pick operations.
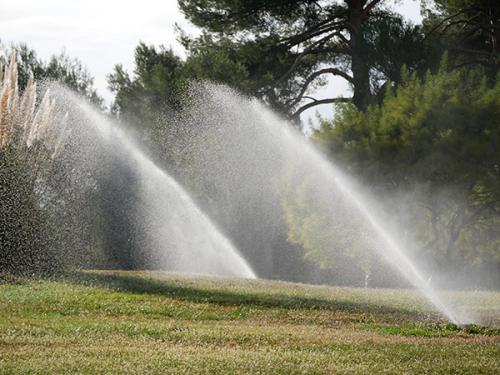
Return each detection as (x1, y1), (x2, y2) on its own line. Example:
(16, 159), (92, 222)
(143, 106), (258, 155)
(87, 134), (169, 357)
(0, 0), (423, 122)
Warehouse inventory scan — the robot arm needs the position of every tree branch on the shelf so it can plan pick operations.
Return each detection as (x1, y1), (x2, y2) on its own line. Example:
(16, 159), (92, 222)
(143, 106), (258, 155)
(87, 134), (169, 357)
(302, 96), (318, 102)
(288, 67), (353, 109)
(273, 32), (348, 89)
(306, 47), (350, 55)
(459, 9), (500, 42)
(282, 21), (347, 48)
(423, 8), (474, 41)
(293, 97), (351, 118)
(363, 0), (384, 15)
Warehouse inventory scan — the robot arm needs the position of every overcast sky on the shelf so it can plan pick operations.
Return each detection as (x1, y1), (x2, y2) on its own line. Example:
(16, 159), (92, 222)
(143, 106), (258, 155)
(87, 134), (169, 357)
(0, 0), (423, 121)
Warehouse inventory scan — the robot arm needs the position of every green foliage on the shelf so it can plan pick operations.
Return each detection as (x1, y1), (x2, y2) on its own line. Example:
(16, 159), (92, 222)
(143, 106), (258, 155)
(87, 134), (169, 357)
(0, 148), (62, 276)
(178, 0), (318, 33)
(108, 35), (322, 125)
(181, 32), (316, 115)
(107, 2), (499, 285)
(318, 60), (500, 189)
(108, 42), (185, 127)
(43, 53), (103, 106)
(312, 62), (500, 285)
(278, 162), (375, 281)
(179, 0), (430, 116)
(0, 41), (103, 106)
(422, 0), (500, 79)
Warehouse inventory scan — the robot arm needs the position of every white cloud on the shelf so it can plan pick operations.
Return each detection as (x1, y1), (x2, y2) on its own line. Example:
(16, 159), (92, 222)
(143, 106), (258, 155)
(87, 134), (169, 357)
(0, 0), (193, 103)
(0, 0), (422, 117)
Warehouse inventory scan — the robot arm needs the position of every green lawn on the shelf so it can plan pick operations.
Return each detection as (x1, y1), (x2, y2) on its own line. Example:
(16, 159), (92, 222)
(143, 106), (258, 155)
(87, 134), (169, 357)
(0, 271), (499, 374)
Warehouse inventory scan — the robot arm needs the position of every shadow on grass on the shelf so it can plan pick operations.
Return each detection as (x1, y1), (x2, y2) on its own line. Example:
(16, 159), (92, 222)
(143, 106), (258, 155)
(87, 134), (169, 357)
(64, 271), (430, 322)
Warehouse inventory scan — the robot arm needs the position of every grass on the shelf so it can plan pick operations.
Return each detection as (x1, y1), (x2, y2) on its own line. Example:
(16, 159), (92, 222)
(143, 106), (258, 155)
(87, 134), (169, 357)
(0, 271), (499, 374)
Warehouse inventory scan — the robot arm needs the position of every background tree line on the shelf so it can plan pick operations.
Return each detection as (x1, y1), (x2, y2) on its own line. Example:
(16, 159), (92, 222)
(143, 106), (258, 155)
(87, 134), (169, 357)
(1, 0), (498, 287)
(106, 0), (499, 287)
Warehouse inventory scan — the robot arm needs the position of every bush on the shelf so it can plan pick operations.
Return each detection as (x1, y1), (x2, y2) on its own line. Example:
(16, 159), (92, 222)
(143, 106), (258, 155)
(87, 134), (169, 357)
(0, 55), (67, 275)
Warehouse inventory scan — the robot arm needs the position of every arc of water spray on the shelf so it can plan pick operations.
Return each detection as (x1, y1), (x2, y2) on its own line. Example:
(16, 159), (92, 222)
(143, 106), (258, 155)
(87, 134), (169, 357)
(256, 101), (463, 324)
(327, 167), (460, 324)
(54, 86), (256, 279)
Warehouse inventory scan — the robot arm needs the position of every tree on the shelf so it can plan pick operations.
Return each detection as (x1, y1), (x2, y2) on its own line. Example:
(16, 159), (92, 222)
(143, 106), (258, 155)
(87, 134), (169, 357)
(0, 41), (103, 106)
(423, 0), (500, 78)
(179, 0), (428, 120)
(313, 61), (500, 287)
(108, 43), (185, 127)
(180, 31), (322, 118)
(277, 161), (380, 286)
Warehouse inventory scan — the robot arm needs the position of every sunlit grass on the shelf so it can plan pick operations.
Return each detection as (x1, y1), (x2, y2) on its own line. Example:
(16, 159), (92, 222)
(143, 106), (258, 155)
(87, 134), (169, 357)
(1, 270), (499, 374)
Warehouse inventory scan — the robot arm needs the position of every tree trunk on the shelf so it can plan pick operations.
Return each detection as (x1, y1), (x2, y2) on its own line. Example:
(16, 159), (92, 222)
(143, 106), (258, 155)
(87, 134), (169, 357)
(348, 0), (371, 110)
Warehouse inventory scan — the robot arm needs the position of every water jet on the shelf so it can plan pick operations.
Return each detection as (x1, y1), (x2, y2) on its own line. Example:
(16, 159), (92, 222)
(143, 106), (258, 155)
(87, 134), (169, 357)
(170, 84), (471, 324)
(19, 80), (257, 279)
